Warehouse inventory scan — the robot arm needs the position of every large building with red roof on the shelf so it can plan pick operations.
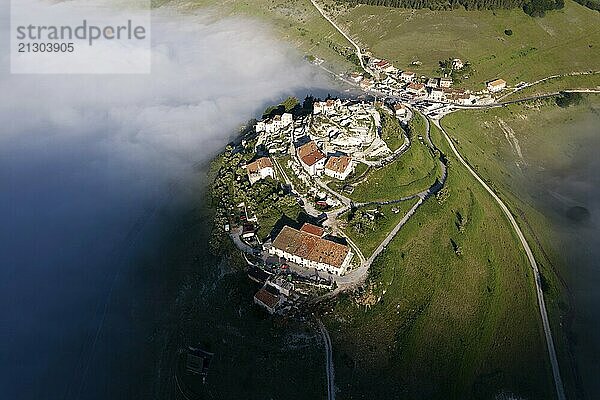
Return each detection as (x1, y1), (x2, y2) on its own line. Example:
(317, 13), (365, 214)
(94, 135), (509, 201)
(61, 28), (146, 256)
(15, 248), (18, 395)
(269, 225), (353, 276)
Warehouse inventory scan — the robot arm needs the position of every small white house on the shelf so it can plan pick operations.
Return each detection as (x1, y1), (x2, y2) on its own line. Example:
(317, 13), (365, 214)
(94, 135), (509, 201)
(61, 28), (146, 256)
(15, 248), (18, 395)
(349, 72), (363, 83)
(360, 78), (375, 90)
(429, 87), (445, 101)
(394, 103), (407, 116)
(406, 83), (427, 97)
(400, 71), (416, 82)
(281, 112), (293, 126)
(296, 141), (326, 176)
(255, 121), (266, 133)
(324, 155), (354, 180)
(440, 77), (453, 88)
(487, 79), (507, 93)
(246, 157), (275, 185)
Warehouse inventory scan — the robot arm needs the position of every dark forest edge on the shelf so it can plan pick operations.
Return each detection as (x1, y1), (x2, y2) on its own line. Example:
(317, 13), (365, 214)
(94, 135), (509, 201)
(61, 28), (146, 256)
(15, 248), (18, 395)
(340, 0), (600, 15)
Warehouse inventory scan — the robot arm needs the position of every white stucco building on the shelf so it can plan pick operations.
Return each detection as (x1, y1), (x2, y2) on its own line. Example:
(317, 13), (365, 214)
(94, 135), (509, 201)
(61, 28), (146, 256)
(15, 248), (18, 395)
(324, 155), (354, 180)
(296, 140), (326, 176)
(487, 79), (507, 93)
(269, 225), (353, 276)
(246, 157), (275, 185)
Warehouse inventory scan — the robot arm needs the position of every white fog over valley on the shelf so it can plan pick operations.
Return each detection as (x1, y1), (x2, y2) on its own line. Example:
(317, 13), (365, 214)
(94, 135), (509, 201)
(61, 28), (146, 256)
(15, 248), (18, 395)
(0, 2), (333, 398)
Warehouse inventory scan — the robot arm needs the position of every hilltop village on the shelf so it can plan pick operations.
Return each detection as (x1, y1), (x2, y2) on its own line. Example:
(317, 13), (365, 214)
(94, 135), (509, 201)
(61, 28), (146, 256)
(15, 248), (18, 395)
(210, 95), (445, 314)
(210, 49), (532, 316)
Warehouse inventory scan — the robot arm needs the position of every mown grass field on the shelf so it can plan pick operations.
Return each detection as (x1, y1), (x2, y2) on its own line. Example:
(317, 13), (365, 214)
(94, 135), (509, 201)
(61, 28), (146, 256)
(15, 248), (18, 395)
(441, 96), (600, 397)
(325, 0), (600, 89)
(379, 107), (406, 151)
(324, 121), (554, 399)
(350, 112), (441, 202)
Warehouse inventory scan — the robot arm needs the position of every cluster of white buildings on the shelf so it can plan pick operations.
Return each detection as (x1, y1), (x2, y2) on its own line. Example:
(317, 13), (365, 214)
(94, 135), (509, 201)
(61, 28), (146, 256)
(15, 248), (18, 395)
(428, 87), (478, 105)
(255, 113), (293, 134)
(311, 99), (381, 154)
(348, 55), (507, 104)
(255, 112), (295, 154)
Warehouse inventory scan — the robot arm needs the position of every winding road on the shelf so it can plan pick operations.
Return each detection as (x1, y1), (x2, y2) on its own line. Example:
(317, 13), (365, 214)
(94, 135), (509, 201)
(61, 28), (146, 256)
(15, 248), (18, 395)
(303, 4), (598, 398)
(309, 0), (369, 75)
(330, 110), (448, 288)
(317, 318), (335, 400)
(433, 118), (566, 400)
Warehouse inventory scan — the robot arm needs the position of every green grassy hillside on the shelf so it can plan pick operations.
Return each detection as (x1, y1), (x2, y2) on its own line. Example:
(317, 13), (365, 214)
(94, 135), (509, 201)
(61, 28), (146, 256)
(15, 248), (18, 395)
(324, 121), (554, 399)
(441, 95), (600, 397)
(324, 0), (600, 89)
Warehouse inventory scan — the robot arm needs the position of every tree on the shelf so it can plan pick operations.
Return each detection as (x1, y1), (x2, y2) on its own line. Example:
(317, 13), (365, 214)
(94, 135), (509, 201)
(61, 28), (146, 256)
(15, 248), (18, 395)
(555, 92), (583, 108)
(281, 96), (300, 112)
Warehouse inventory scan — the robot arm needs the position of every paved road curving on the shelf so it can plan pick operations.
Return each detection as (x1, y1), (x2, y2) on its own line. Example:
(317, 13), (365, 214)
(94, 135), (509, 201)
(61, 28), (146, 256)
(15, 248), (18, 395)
(433, 118), (566, 400)
(317, 318), (335, 400)
(334, 110), (448, 288)
(309, 0), (369, 75)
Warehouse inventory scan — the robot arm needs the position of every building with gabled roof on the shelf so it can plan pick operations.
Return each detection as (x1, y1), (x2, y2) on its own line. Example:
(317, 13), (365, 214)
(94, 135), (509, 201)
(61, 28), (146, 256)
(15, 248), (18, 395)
(246, 157), (274, 185)
(360, 78), (374, 90)
(349, 72), (363, 83)
(487, 79), (507, 93)
(269, 225), (353, 275)
(296, 141), (326, 176)
(324, 155), (354, 180)
(407, 82), (426, 97)
(394, 103), (407, 116)
(254, 285), (282, 314)
(429, 87), (445, 101)
(400, 71), (416, 82)
(313, 99), (342, 115)
(440, 77), (453, 88)
(443, 88), (475, 105)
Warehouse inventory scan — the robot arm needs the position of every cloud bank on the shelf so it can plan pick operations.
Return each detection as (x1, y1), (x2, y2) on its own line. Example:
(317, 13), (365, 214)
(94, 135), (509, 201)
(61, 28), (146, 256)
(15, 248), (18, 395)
(0, 2), (334, 399)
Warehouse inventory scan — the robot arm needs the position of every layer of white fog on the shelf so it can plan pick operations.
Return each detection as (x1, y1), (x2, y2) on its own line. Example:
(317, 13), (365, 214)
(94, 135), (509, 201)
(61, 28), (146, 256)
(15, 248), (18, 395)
(0, 2), (334, 399)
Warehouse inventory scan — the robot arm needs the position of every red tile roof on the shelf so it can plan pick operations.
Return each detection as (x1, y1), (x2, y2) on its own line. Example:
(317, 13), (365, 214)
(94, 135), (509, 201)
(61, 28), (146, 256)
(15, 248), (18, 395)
(272, 226), (350, 268)
(254, 287), (280, 309)
(407, 83), (425, 91)
(325, 155), (352, 174)
(246, 157), (272, 174)
(300, 223), (324, 237)
(297, 141), (325, 167)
